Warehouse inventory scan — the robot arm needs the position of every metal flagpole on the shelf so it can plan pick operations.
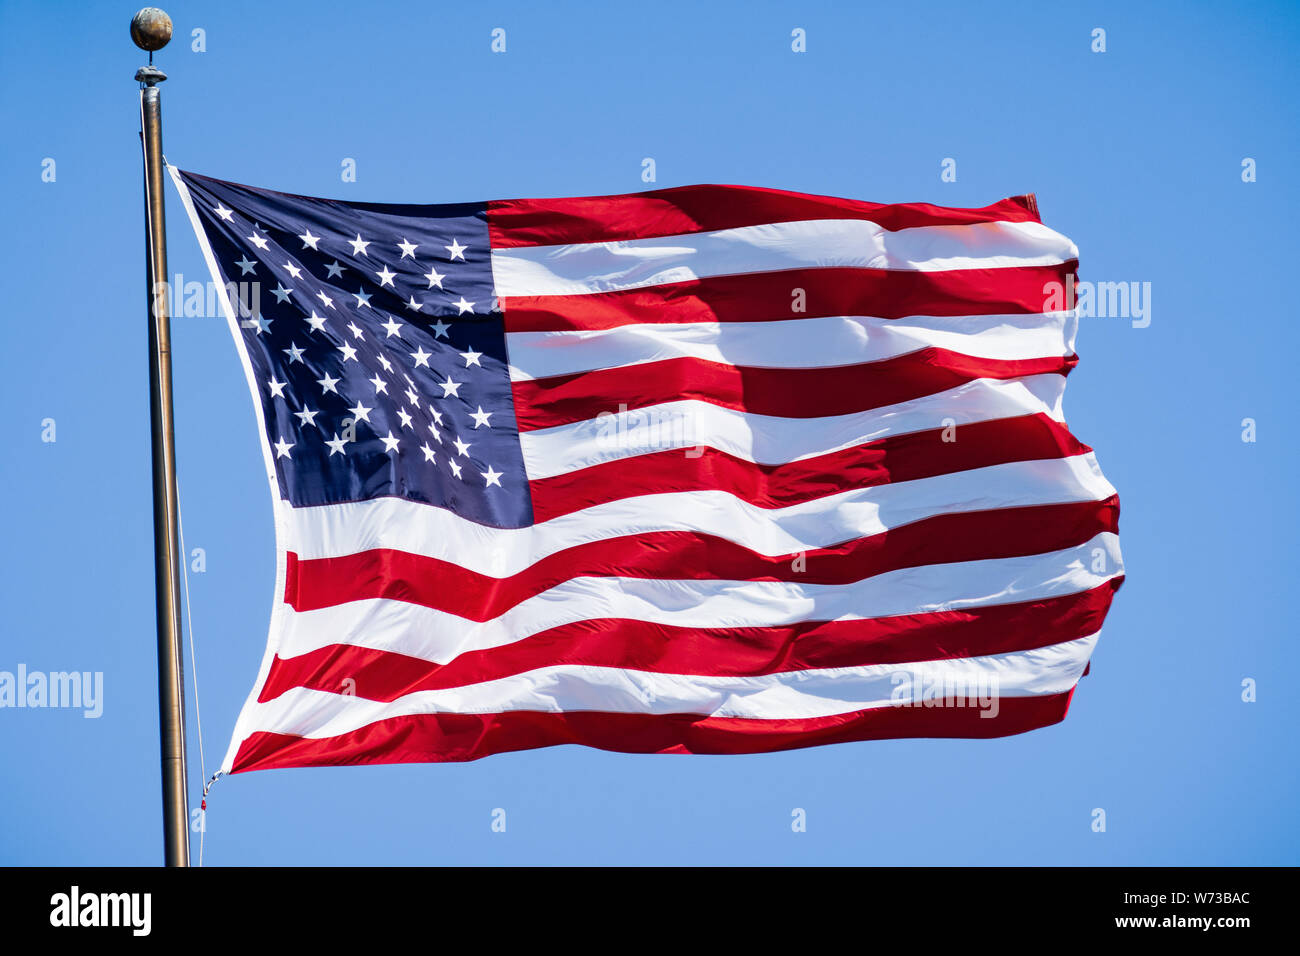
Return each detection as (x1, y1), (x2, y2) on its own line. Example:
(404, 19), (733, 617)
(132, 6), (190, 868)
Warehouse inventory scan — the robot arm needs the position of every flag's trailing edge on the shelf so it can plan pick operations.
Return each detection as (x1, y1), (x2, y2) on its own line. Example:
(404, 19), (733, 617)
(168, 168), (1123, 773)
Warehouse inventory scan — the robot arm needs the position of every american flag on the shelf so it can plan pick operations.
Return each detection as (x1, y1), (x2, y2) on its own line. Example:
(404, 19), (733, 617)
(170, 169), (1124, 773)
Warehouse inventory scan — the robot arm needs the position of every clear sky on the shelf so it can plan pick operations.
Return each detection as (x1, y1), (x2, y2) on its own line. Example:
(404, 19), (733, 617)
(1, 0), (1297, 865)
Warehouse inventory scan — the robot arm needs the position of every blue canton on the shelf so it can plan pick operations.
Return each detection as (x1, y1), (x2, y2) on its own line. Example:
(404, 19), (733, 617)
(176, 170), (533, 529)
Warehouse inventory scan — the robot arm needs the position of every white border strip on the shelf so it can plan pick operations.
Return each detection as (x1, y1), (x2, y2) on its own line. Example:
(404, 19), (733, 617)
(167, 165), (291, 775)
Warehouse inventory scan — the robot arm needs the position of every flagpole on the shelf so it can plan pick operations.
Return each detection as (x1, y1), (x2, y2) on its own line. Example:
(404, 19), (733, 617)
(132, 6), (190, 868)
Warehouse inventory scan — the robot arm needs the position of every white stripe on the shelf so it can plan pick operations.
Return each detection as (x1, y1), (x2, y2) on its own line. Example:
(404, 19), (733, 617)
(275, 534), (1123, 664)
(237, 633), (1100, 739)
(492, 218), (1077, 297)
(507, 312), (1076, 381)
(520, 373), (1067, 480)
(285, 453), (1115, 573)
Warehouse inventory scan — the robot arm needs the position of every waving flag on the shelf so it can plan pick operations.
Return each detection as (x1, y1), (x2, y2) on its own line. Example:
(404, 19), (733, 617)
(170, 169), (1123, 773)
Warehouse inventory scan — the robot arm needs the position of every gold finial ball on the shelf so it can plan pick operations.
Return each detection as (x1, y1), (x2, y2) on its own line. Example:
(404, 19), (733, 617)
(130, 8), (173, 52)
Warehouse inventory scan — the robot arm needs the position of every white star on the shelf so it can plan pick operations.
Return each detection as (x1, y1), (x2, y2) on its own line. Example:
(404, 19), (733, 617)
(430, 319), (450, 339)
(469, 406), (492, 428)
(381, 317), (404, 338)
(282, 342), (305, 363)
(317, 373), (340, 394)
(370, 374), (389, 394)
(445, 238), (467, 261)
(397, 408), (414, 429)
(305, 311), (328, 332)
(380, 431), (401, 453)
(377, 353), (393, 372)
(404, 386), (420, 405)
(348, 400), (373, 423)
(398, 238), (419, 259)
(440, 376), (462, 398)
(462, 349), (483, 367)
(419, 443), (436, 462)
(325, 433), (349, 456)
(235, 256), (257, 275)
(299, 229), (320, 250)
(272, 284), (292, 304)
(213, 204), (234, 222)
(452, 436), (471, 457)
(348, 234), (371, 256)
(410, 347), (431, 368)
(338, 342), (358, 362)
(352, 288), (372, 308)
(347, 322), (364, 339)
(375, 265), (397, 287)
(316, 290), (334, 309)
(454, 297), (474, 315)
(274, 437), (295, 459)
(244, 314), (272, 335)
(428, 406), (444, 426)
(424, 266), (445, 289)
(283, 261), (303, 280)
(267, 377), (287, 398)
(428, 421), (442, 443)
(405, 295), (423, 312)
(448, 459), (463, 479)
(294, 407), (319, 427)
(481, 465), (503, 488)
(324, 260), (345, 279)
(247, 232), (269, 250)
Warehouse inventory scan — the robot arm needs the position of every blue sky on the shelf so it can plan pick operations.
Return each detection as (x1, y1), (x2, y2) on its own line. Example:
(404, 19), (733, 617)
(1, 0), (1297, 865)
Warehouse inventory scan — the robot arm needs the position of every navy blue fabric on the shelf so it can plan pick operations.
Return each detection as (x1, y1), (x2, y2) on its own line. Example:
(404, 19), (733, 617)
(177, 170), (533, 529)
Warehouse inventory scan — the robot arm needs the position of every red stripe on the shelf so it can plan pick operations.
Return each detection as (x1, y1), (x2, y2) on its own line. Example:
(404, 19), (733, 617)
(487, 185), (1040, 249)
(502, 264), (1074, 333)
(231, 691), (1076, 771)
(284, 496), (1119, 620)
(529, 413), (1090, 522)
(260, 579), (1120, 703)
(513, 349), (1075, 432)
